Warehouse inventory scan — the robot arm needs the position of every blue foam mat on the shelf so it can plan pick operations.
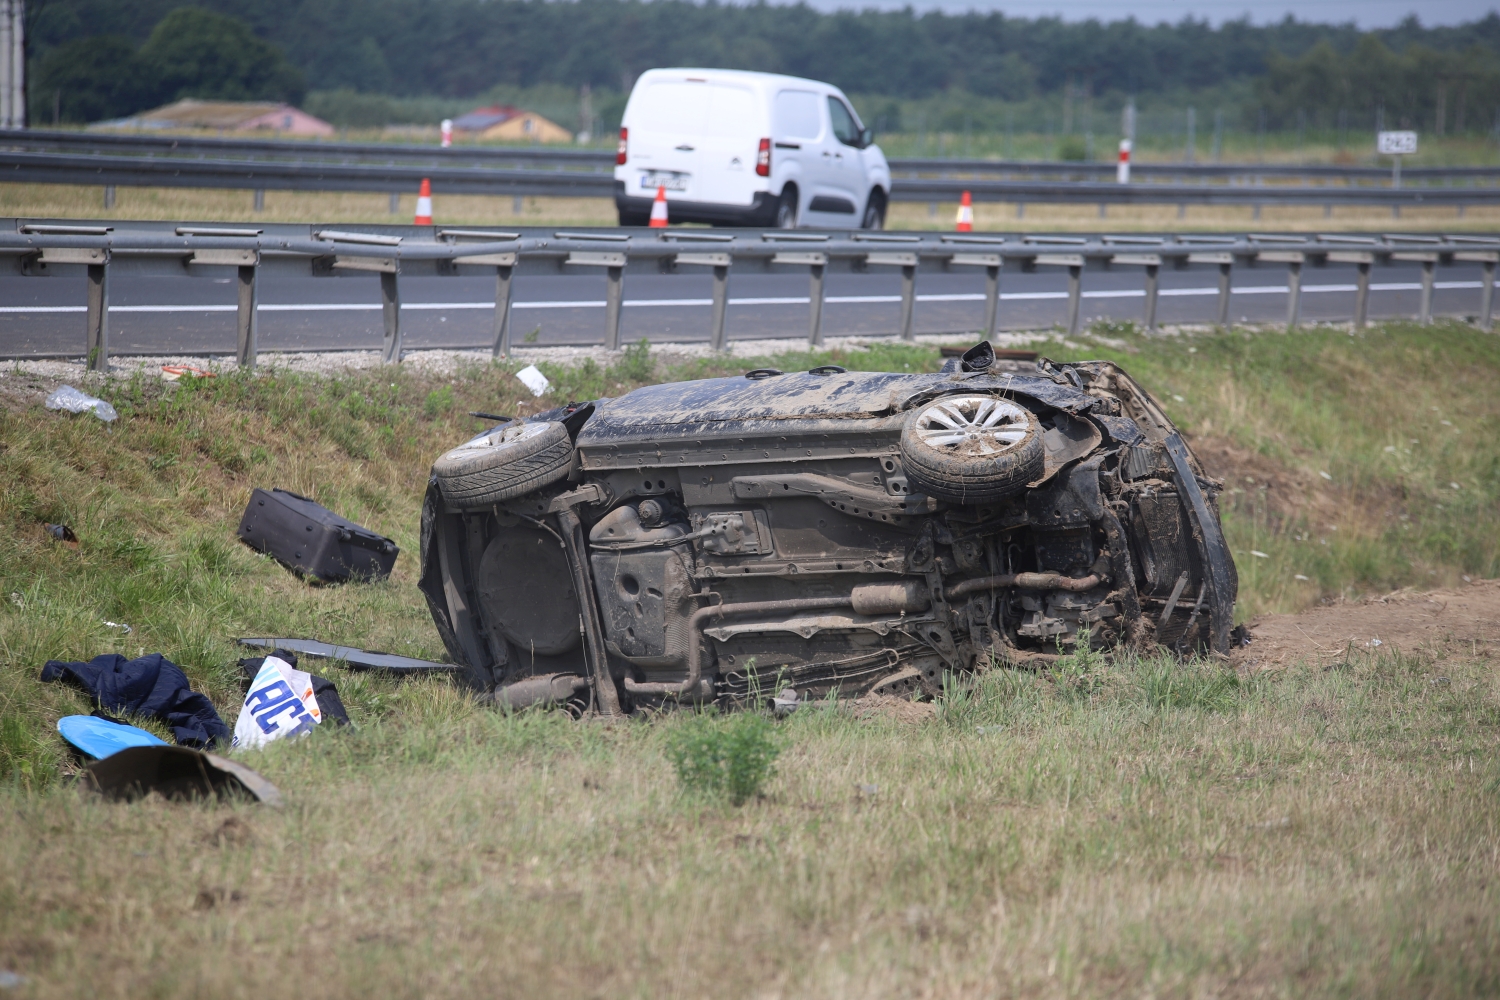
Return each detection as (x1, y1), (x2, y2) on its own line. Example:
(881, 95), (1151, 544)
(58, 715), (168, 760)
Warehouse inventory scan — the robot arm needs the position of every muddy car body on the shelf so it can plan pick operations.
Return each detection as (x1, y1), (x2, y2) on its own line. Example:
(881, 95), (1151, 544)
(418, 345), (1237, 714)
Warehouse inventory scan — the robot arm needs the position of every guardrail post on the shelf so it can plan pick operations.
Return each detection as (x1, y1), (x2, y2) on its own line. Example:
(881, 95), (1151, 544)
(380, 271), (402, 363)
(491, 264), (514, 358)
(899, 264), (917, 342)
(1216, 262), (1232, 326)
(1286, 260), (1302, 329)
(808, 263), (826, 347)
(1354, 261), (1371, 330)
(388, 193), (399, 215)
(1144, 263), (1159, 332)
(983, 264), (1000, 340)
(236, 263), (258, 368)
(1066, 264), (1082, 336)
(1418, 259), (1435, 325)
(253, 189), (265, 212)
(1481, 260), (1496, 333)
(103, 186), (115, 210)
(604, 265), (623, 351)
(710, 264), (729, 352)
(85, 259), (109, 372)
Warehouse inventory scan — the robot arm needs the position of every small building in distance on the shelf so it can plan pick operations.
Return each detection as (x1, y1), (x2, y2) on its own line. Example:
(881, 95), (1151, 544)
(451, 105), (572, 143)
(93, 99), (334, 136)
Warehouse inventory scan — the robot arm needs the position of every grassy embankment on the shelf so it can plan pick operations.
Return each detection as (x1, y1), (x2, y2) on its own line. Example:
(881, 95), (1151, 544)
(1, 320), (1498, 996)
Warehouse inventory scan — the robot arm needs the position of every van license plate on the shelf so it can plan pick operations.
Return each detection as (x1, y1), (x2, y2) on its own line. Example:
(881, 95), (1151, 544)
(640, 171), (689, 192)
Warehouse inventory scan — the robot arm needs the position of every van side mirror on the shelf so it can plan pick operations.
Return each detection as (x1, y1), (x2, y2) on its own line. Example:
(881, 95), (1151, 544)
(859, 127), (874, 148)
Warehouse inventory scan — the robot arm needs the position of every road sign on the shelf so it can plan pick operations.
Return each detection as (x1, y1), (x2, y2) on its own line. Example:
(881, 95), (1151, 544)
(1378, 131), (1418, 156)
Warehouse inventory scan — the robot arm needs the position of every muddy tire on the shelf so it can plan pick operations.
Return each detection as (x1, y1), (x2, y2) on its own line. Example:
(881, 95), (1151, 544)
(432, 421), (573, 509)
(900, 394), (1044, 504)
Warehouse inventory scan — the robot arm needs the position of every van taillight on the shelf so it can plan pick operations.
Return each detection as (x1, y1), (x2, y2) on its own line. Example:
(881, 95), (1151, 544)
(617, 128), (628, 166)
(756, 137), (771, 177)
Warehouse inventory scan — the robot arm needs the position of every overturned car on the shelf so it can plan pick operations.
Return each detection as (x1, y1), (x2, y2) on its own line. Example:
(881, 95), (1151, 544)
(418, 344), (1237, 715)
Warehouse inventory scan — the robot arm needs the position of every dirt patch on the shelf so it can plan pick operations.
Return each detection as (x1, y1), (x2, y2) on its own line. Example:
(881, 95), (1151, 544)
(1189, 433), (1401, 530)
(849, 694), (938, 724)
(1232, 577), (1500, 670)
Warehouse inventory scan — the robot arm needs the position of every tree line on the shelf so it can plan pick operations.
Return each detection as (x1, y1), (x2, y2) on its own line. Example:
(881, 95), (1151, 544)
(24, 0), (1500, 132)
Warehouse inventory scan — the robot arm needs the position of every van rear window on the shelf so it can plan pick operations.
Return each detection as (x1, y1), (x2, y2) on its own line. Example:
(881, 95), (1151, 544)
(632, 82), (710, 133)
(632, 82), (756, 136)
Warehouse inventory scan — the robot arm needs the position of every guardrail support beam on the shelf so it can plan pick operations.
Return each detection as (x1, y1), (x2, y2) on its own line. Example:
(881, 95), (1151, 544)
(85, 261), (109, 372)
(1481, 260), (1496, 333)
(1144, 264), (1160, 332)
(389, 193), (399, 215)
(1216, 262), (1232, 327)
(1066, 264), (1082, 336)
(1419, 259), (1435, 325)
(1286, 260), (1302, 329)
(710, 265), (729, 352)
(103, 186), (115, 210)
(899, 264), (917, 342)
(491, 264), (514, 359)
(808, 263), (826, 348)
(603, 265), (623, 351)
(253, 189), (264, 212)
(1354, 261), (1371, 330)
(380, 271), (401, 363)
(983, 265), (1000, 340)
(236, 264), (258, 368)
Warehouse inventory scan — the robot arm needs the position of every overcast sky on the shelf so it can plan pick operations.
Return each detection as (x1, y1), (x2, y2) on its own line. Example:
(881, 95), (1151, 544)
(788, 0), (1497, 27)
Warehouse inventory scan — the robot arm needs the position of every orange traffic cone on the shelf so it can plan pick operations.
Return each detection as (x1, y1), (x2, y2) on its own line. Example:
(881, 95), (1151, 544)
(648, 185), (669, 228)
(955, 190), (974, 232)
(414, 178), (433, 225)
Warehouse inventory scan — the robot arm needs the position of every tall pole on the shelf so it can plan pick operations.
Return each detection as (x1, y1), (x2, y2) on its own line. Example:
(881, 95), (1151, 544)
(0, 0), (23, 130)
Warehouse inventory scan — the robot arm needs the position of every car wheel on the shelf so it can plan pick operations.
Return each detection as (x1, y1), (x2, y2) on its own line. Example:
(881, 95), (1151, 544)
(775, 188), (798, 228)
(432, 420), (573, 509)
(860, 190), (886, 230)
(899, 394), (1044, 504)
(618, 208), (650, 227)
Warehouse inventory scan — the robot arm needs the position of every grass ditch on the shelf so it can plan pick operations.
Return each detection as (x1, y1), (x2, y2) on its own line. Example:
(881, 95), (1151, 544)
(1, 319), (1498, 995)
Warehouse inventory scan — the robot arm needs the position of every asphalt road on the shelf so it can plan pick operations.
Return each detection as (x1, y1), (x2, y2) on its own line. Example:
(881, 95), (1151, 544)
(0, 262), (1490, 359)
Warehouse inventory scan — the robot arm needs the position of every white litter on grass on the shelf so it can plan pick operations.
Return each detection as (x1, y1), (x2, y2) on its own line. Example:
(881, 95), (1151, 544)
(515, 364), (550, 397)
(1451, 482), (1462, 490)
(102, 620), (131, 633)
(1172, 394), (1186, 402)
(1251, 550), (1270, 558)
(1319, 470), (1333, 481)
(1294, 574), (1310, 581)
(1384, 445), (1397, 453)
(44, 385), (117, 422)
(233, 655), (323, 750)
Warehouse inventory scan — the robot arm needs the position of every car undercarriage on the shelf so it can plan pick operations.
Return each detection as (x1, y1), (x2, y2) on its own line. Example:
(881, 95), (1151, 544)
(418, 343), (1238, 716)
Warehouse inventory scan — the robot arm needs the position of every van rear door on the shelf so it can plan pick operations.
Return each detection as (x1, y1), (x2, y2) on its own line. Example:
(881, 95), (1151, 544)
(626, 79), (708, 201)
(693, 82), (763, 207)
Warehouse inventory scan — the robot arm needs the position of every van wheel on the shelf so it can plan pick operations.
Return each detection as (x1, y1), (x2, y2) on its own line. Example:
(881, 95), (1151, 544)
(432, 421), (574, 509)
(899, 395), (1043, 503)
(618, 208), (649, 227)
(775, 187), (798, 228)
(860, 190), (886, 230)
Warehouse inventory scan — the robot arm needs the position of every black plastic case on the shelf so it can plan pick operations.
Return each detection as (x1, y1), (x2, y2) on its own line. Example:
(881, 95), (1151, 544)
(237, 488), (398, 583)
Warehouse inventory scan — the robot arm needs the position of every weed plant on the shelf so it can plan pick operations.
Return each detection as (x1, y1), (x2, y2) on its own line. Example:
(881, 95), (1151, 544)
(662, 710), (784, 805)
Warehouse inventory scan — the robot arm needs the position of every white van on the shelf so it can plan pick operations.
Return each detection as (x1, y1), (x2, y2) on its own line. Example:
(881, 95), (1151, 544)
(614, 68), (890, 229)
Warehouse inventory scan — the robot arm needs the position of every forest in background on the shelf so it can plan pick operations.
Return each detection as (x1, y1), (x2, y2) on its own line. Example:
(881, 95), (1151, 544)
(20, 0), (1500, 144)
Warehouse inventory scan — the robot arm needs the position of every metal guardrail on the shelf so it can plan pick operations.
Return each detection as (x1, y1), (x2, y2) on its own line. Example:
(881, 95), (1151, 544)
(7, 130), (1498, 184)
(4, 220), (1496, 370)
(3, 130), (1498, 212)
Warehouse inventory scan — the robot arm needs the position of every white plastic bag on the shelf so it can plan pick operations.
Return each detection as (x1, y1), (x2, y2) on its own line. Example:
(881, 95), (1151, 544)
(233, 655), (323, 750)
(515, 364), (550, 397)
(45, 385), (118, 422)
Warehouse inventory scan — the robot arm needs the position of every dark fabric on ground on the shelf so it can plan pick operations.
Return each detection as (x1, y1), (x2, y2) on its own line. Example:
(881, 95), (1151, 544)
(40, 653), (230, 748)
(236, 654), (350, 727)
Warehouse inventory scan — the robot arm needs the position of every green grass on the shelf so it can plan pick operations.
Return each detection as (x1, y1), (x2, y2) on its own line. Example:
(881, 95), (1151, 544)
(2, 321), (1499, 996)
